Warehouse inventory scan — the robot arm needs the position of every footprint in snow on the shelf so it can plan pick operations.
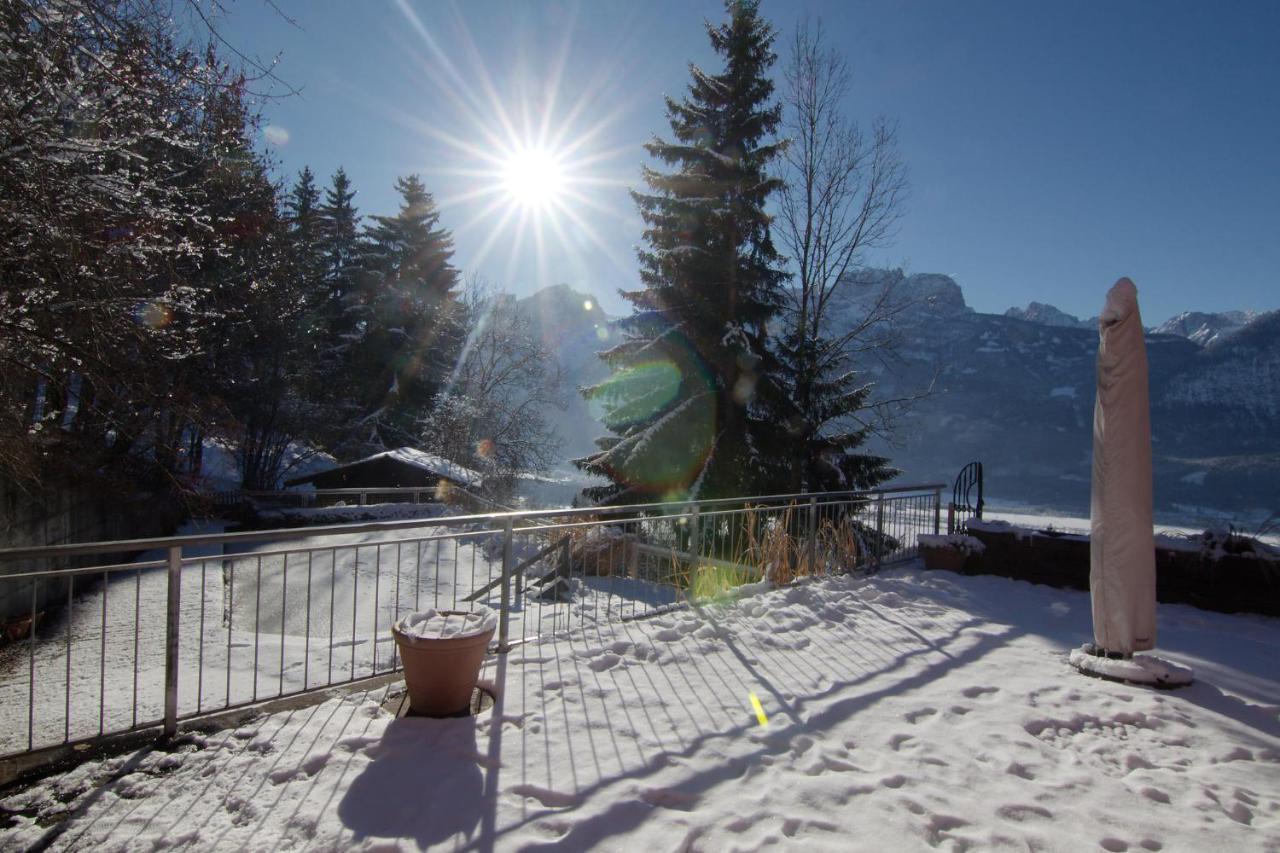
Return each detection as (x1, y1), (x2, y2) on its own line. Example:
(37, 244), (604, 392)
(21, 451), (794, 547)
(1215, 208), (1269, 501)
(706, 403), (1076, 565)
(587, 652), (622, 672)
(961, 685), (999, 699)
(638, 787), (698, 810)
(996, 803), (1053, 822)
(337, 734), (379, 753)
(509, 783), (580, 808)
(888, 733), (915, 752)
(904, 707), (937, 724)
(1005, 761), (1036, 780)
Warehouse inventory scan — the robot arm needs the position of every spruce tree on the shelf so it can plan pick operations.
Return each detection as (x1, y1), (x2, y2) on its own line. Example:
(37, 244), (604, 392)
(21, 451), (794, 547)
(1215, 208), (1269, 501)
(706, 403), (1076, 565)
(345, 175), (461, 453)
(578, 0), (792, 504)
(308, 167), (364, 447)
(775, 329), (895, 492)
(317, 167), (362, 324)
(285, 167), (328, 339)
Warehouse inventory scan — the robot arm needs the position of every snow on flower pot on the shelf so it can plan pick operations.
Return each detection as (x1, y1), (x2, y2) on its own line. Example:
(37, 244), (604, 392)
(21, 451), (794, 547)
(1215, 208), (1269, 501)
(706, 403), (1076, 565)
(918, 534), (985, 574)
(392, 607), (497, 717)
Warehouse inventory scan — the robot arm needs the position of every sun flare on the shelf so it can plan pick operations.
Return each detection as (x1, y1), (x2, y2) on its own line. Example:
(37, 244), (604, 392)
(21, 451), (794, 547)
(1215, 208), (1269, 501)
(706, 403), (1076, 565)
(501, 146), (566, 209)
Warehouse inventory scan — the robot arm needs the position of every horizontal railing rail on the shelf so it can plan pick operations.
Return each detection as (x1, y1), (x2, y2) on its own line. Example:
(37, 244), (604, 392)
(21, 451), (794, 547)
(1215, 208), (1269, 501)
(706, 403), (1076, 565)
(210, 484), (512, 514)
(0, 484), (944, 763)
(0, 483), (944, 562)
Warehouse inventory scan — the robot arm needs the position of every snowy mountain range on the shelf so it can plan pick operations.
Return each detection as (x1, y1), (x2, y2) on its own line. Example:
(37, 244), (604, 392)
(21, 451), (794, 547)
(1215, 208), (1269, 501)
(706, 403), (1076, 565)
(847, 273), (1278, 518)
(526, 276), (1277, 519)
(1003, 300), (1265, 348)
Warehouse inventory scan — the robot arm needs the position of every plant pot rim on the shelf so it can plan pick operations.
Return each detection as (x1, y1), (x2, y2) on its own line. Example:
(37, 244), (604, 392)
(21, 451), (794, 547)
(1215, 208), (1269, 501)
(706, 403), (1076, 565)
(389, 607), (494, 648)
(392, 621), (496, 650)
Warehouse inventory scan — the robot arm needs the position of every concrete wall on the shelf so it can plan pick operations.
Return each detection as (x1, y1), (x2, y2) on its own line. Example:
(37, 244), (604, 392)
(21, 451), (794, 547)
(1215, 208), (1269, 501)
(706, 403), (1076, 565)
(0, 480), (179, 628)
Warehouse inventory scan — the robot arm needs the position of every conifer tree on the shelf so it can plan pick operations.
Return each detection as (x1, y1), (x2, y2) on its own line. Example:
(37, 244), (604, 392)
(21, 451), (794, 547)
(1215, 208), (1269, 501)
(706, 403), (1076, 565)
(317, 167), (362, 326)
(285, 166), (324, 293)
(343, 175), (461, 453)
(304, 167), (365, 447)
(578, 0), (792, 504)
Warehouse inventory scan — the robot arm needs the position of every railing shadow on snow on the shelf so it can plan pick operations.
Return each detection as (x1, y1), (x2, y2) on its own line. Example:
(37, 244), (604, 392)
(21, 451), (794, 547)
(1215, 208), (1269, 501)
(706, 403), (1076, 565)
(266, 575), (1004, 850)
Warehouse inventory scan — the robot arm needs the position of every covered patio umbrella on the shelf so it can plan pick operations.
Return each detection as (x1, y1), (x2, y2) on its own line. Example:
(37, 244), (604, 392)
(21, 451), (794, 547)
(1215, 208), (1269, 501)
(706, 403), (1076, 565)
(1070, 278), (1192, 687)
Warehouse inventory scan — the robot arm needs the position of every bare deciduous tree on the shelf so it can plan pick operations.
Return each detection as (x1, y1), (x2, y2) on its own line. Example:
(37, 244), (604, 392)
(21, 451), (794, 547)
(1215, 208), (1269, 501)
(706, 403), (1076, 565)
(778, 18), (909, 348)
(420, 278), (564, 499)
(774, 18), (923, 490)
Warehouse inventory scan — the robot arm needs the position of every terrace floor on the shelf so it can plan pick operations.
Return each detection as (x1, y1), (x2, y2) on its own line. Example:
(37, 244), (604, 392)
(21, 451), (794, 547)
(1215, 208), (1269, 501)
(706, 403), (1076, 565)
(4, 565), (1278, 852)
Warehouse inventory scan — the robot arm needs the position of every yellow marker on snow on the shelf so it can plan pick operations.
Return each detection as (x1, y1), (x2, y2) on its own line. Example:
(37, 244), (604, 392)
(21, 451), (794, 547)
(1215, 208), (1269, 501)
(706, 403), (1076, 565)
(749, 693), (768, 728)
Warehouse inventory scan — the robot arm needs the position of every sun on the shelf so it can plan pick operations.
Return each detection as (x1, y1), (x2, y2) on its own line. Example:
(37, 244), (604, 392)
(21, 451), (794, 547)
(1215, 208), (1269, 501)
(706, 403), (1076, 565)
(501, 146), (566, 209)
(388, 0), (640, 289)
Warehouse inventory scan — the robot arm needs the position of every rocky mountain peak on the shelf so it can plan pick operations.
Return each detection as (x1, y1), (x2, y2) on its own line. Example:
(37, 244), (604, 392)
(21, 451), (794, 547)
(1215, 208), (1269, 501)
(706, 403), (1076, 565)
(1152, 310), (1259, 348)
(1004, 302), (1092, 329)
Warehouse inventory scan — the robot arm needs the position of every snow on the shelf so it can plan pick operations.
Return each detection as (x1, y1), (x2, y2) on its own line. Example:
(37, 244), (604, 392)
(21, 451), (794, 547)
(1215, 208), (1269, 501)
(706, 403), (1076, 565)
(381, 448), (485, 489)
(394, 607), (497, 640)
(5, 565), (1277, 851)
(256, 502), (450, 525)
(918, 533), (985, 554)
(984, 508), (1280, 547)
(1068, 649), (1195, 687)
(300, 447), (485, 489)
(0, 517), (555, 757)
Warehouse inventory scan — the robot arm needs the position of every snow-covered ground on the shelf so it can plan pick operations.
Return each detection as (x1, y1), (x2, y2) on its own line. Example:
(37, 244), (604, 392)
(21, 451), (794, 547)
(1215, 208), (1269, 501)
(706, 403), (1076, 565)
(4, 565), (1277, 851)
(0, 517), (581, 756)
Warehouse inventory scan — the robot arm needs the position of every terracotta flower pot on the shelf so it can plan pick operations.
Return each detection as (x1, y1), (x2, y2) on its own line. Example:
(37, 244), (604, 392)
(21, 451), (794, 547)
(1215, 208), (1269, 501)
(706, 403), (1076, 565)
(393, 609), (496, 717)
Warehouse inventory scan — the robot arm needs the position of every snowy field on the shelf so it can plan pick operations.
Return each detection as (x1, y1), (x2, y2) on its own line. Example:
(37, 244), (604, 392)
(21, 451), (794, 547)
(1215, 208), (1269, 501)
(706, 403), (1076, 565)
(983, 504), (1279, 546)
(0, 516), (622, 756)
(3, 565), (1277, 851)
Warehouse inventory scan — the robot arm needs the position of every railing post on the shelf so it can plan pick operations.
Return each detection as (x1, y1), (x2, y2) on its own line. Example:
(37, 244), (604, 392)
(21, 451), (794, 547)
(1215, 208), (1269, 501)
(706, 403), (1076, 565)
(874, 494), (886, 570)
(933, 488), (942, 535)
(807, 496), (818, 574)
(163, 544), (181, 737)
(947, 502), (956, 535)
(498, 518), (513, 653)
(688, 504), (701, 565)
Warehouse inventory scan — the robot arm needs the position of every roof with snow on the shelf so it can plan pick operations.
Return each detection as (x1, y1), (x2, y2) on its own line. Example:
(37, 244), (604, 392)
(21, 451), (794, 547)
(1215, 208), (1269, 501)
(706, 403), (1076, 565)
(284, 447), (484, 489)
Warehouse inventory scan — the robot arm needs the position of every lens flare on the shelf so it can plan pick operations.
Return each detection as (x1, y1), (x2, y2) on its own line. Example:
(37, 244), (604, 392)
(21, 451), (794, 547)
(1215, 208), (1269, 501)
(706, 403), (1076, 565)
(134, 301), (172, 330)
(586, 329), (718, 497)
(262, 125), (290, 146)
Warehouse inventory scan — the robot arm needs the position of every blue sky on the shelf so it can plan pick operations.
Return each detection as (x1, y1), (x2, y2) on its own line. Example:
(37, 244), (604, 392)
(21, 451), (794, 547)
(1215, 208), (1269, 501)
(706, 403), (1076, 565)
(221, 0), (1279, 325)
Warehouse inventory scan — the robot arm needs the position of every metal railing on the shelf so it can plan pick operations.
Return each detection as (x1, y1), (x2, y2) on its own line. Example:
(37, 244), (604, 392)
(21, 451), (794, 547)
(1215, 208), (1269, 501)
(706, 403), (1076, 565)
(210, 485), (510, 513)
(0, 484), (942, 760)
